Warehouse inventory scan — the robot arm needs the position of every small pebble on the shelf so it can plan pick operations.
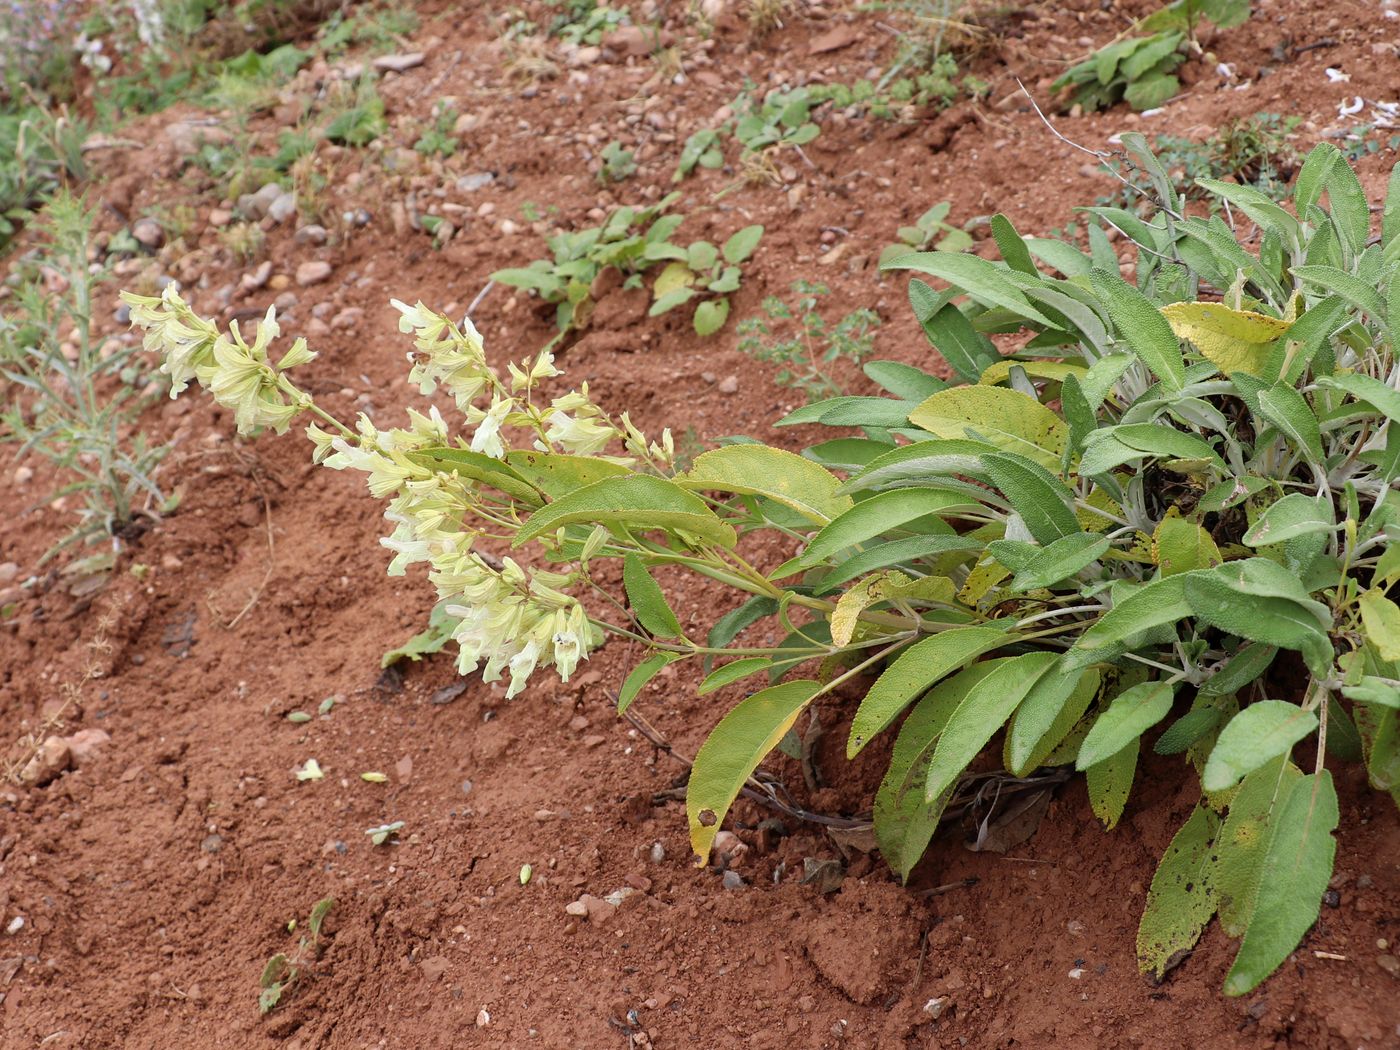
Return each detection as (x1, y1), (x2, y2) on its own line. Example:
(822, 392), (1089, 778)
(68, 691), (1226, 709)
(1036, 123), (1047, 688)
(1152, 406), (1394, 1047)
(717, 375), (739, 395)
(295, 261), (333, 287)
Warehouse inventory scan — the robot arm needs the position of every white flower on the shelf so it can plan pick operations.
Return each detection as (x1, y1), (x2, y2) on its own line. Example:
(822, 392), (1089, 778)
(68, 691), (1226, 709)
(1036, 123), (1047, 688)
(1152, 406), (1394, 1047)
(506, 639), (542, 699)
(470, 398), (512, 459)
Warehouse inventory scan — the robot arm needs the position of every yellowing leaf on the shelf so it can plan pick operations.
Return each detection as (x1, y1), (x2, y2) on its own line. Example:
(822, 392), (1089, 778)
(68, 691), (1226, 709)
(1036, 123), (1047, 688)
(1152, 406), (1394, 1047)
(1358, 589), (1400, 661)
(1153, 512), (1223, 576)
(978, 360), (1087, 387)
(682, 445), (852, 524)
(1161, 301), (1289, 378)
(653, 261), (696, 301)
(831, 572), (957, 646)
(908, 387), (1067, 471)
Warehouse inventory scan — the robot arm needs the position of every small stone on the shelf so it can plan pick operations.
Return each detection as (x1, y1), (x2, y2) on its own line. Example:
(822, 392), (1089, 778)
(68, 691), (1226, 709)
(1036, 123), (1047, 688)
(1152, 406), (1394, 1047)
(721, 870), (746, 890)
(1323, 889), (1341, 908)
(295, 261), (333, 287)
(461, 780), (474, 795)
(19, 737), (71, 785)
(580, 894), (616, 923)
(779, 165), (798, 183)
(565, 900), (589, 917)
(457, 172), (495, 192)
(131, 218), (164, 250)
(923, 997), (948, 1019)
(500, 219), (520, 236)
(208, 208), (233, 227)
(649, 842), (665, 863)
(201, 833), (223, 853)
(268, 193), (297, 224)
(717, 375), (739, 395)
(1378, 954), (1400, 976)
(239, 261), (273, 293)
(294, 224), (328, 246)
(5, 916), (23, 935)
(475, 1007), (490, 1027)
(373, 52), (425, 73)
(568, 715), (590, 732)
(274, 291), (298, 311)
(240, 182), (283, 221)
(581, 734), (606, 748)
(64, 729), (110, 765)
(331, 307), (363, 330)
(0, 562), (17, 584)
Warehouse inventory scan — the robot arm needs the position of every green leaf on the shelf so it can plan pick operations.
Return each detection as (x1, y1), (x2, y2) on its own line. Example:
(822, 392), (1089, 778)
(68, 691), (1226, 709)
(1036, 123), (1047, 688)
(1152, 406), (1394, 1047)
(623, 555), (684, 638)
(617, 651), (684, 713)
(923, 652), (1062, 802)
(697, 657), (772, 695)
(862, 360), (948, 401)
(722, 224), (764, 264)
(990, 213), (1037, 275)
(505, 450), (628, 500)
(1154, 707), (1224, 754)
(682, 445), (851, 524)
(1201, 701), (1319, 792)
(908, 387), (1067, 471)
(847, 625), (1017, 757)
(1006, 666), (1101, 776)
(982, 453), (1082, 544)
(1090, 268), (1186, 392)
(381, 602), (459, 668)
(1154, 515), (1222, 576)
(687, 681), (822, 861)
(1213, 757), (1301, 935)
(1085, 738), (1138, 829)
(1292, 264), (1389, 330)
(1257, 383), (1324, 463)
(1007, 533), (1110, 592)
(1076, 680), (1176, 769)
(1223, 771), (1339, 995)
(693, 297), (730, 336)
(1242, 493), (1335, 547)
(1359, 589), (1400, 661)
(886, 251), (1053, 326)
(259, 983), (284, 1014)
(649, 286), (697, 315)
(874, 664), (998, 878)
(1317, 372), (1400, 427)
(907, 280), (997, 383)
(515, 474), (736, 549)
(411, 446), (542, 505)
(1137, 806), (1221, 981)
(707, 595), (778, 653)
(1068, 574), (1193, 667)
(1124, 72), (1179, 111)
(796, 488), (980, 568)
(814, 534), (983, 595)
(1182, 562), (1332, 668)
(308, 897), (335, 936)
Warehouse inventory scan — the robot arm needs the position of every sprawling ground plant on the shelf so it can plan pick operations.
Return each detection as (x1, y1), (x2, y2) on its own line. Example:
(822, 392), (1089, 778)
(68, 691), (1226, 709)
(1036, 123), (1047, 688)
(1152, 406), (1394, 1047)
(124, 137), (1399, 996)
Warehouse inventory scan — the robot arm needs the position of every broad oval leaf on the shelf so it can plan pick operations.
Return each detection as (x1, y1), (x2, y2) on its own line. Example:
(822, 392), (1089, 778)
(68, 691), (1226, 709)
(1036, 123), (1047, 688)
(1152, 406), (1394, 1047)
(682, 445), (852, 524)
(1201, 700), (1319, 793)
(722, 224), (764, 264)
(1161, 301), (1289, 378)
(687, 680), (822, 862)
(1067, 573), (1194, 668)
(908, 387), (1067, 470)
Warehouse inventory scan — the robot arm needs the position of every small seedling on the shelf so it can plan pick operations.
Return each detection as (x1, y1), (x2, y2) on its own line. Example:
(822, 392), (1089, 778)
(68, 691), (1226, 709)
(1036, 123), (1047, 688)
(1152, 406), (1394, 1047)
(259, 897), (335, 1014)
(737, 281), (880, 401)
(286, 711), (312, 724)
(649, 225), (764, 335)
(878, 201), (973, 266)
(519, 863), (533, 885)
(597, 140), (637, 184)
(360, 771), (388, 783)
(414, 105), (460, 158)
(294, 759), (324, 781)
(674, 128), (724, 182)
(366, 821), (404, 845)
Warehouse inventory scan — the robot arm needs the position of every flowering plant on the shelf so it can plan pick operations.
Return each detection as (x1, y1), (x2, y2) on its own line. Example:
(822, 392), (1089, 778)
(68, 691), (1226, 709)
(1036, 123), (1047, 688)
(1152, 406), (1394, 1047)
(123, 138), (1400, 998)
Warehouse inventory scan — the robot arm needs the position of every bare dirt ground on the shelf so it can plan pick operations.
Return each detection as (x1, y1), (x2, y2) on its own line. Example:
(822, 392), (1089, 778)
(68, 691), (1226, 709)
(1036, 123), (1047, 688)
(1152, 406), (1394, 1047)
(2, 1), (1398, 1047)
